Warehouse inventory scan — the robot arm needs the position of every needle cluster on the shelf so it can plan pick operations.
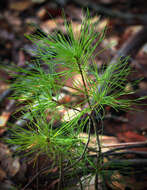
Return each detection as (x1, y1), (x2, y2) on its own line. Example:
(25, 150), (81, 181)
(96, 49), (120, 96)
(6, 10), (145, 189)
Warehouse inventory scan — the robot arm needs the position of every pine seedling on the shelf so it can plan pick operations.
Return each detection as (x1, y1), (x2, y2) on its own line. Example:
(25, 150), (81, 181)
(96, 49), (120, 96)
(7, 10), (146, 189)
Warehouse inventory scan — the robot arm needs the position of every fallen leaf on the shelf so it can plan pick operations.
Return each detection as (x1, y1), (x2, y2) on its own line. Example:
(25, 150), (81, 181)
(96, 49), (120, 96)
(0, 82), (9, 95)
(62, 107), (81, 122)
(117, 131), (147, 151)
(78, 133), (119, 152)
(117, 131), (147, 142)
(0, 143), (20, 177)
(0, 167), (6, 181)
(41, 18), (64, 33)
(9, 0), (32, 11)
(0, 112), (11, 127)
(106, 170), (147, 190)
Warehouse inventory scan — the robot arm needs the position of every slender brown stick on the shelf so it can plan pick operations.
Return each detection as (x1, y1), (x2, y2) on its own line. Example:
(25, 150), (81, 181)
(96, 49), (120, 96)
(52, 98), (81, 112)
(87, 141), (147, 156)
(76, 62), (92, 108)
(58, 154), (63, 190)
(106, 150), (147, 157)
(102, 141), (147, 157)
(56, 82), (84, 94)
(102, 141), (147, 148)
(76, 59), (101, 189)
(22, 166), (50, 190)
(64, 117), (91, 172)
(90, 116), (101, 190)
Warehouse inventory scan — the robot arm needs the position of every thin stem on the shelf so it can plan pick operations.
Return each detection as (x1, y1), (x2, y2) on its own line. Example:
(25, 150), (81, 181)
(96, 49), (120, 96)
(106, 150), (147, 157)
(52, 98), (81, 112)
(64, 117), (91, 172)
(102, 141), (147, 148)
(56, 82), (84, 94)
(76, 58), (101, 189)
(22, 167), (50, 190)
(87, 141), (147, 156)
(79, 178), (84, 190)
(36, 159), (39, 190)
(76, 61), (92, 108)
(58, 154), (63, 190)
(90, 115), (101, 190)
(102, 141), (147, 157)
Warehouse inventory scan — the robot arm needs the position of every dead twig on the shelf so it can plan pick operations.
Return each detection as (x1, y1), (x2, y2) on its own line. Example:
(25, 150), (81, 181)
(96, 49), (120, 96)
(102, 141), (147, 148)
(102, 141), (147, 157)
(106, 150), (147, 158)
(102, 159), (147, 170)
(109, 26), (147, 61)
(86, 141), (147, 155)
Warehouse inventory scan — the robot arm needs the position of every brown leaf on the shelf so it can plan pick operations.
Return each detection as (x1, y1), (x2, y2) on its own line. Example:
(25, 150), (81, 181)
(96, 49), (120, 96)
(0, 112), (11, 127)
(107, 171), (147, 190)
(9, 0), (32, 11)
(41, 18), (64, 33)
(0, 143), (20, 177)
(0, 167), (6, 181)
(117, 131), (147, 142)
